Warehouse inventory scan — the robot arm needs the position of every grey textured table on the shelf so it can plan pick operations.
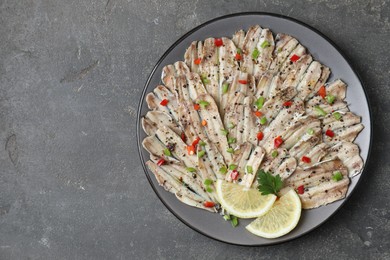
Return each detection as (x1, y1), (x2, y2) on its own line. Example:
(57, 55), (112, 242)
(0, 1), (389, 259)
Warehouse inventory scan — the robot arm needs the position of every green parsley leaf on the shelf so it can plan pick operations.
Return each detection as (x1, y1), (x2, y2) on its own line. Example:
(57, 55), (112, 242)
(257, 169), (283, 196)
(186, 167), (196, 172)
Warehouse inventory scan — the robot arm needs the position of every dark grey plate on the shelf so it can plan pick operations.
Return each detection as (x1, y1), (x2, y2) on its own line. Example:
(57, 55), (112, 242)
(136, 13), (372, 246)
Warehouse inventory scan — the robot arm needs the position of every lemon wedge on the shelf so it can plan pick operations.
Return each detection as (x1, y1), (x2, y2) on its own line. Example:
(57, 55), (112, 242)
(246, 189), (302, 238)
(215, 179), (277, 219)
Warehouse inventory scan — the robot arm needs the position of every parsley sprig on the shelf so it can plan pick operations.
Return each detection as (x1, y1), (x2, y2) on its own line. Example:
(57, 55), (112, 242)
(257, 170), (283, 196)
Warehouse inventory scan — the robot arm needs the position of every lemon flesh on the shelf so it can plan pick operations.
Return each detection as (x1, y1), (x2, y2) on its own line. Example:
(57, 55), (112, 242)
(215, 179), (277, 219)
(246, 189), (302, 238)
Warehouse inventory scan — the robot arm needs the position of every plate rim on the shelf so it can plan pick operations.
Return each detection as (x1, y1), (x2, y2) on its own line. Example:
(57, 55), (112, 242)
(136, 12), (373, 246)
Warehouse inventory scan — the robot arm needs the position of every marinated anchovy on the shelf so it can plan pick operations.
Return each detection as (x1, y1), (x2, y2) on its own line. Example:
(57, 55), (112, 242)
(199, 38), (220, 105)
(142, 111), (182, 136)
(240, 25), (262, 75)
(268, 34), (298, 74)
(281, 54), (313, 90)
(322, 141), (364, 177)
(241, 146), (265, 188)
(282, 159), (350, 209)
(253, 28), (275, 80)
(278, 44), (307, 81)
(232, 29), (245, 50)
(296, 61), (322, 101)
(146, 161), (216, 212)
(196, 94), (232, 164)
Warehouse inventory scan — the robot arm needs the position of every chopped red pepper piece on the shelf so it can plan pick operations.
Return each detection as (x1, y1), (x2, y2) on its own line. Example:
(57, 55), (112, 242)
(254, 111), (263, 117)
(238, 79), (247, 84)
(318, 85), (326, 98)
(290, 54), (300, 62)
(203, 201), (215, 207)
(180, 132), (186, 142)
(297, 185), (305, 194)
(192, 137), (201, 147)
(283, 101), (293, 107)
(326, 129), (335, 138)
(274, 136), (283, 148)
(187, 145), (195, 155)
(201, 120), (207, 126)
(301, 156), (311, 163)
(214, 38), (223, 47)
(231, 170), (239, 180)
(194, 58), (201, 65)
(235, 53), (242, 61)
(160, 99), (169, 106)
(257, 132), (264, 141)
(194, 104), (200, 110)
(157, 158), (166, 166)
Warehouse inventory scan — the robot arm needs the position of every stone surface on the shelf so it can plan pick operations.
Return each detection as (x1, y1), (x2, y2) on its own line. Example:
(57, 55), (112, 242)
(0, 0), (389, 259)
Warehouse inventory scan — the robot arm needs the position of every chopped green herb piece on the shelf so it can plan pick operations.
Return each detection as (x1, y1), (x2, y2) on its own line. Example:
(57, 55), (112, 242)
(229, 164), (238, 170)
(200, 74), (210, 84)
(204, 179), (213, 185)
(197, 150), (205, 158)
(325, 95), (336, 104)
(332, 171), (343, 181)
(228, 137), (237, 144)
(260, 117), (268, 125)
(257, 169), (283, 196)
(333, 112), (342, 120)
(186, 167), (196, 172)
(227, 122), (235, 129)
(252, 47), (260, 59)
(163, 148), (171, 156)
(278, 47), (282, 53)
(271, 150), (278, 158)
(198, 100), (210, 108)
(219, 166), (228, 174)
(223, 214), (230, 221)
(199, 140), (207, 146)
(246, 165), (253, 174)
(206, 187), (213, 193)
(260, 40), (270, 48)
(222, 83), (229, 94)
(221, 129), (229, 136)
(236, 48), (242, 55)
(231, 215), (238, 227)
(255, 96), (265, 109)
(314, 106), (327, 116)
(227, 148), (234, 153)
(307, 128), (314, 135)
